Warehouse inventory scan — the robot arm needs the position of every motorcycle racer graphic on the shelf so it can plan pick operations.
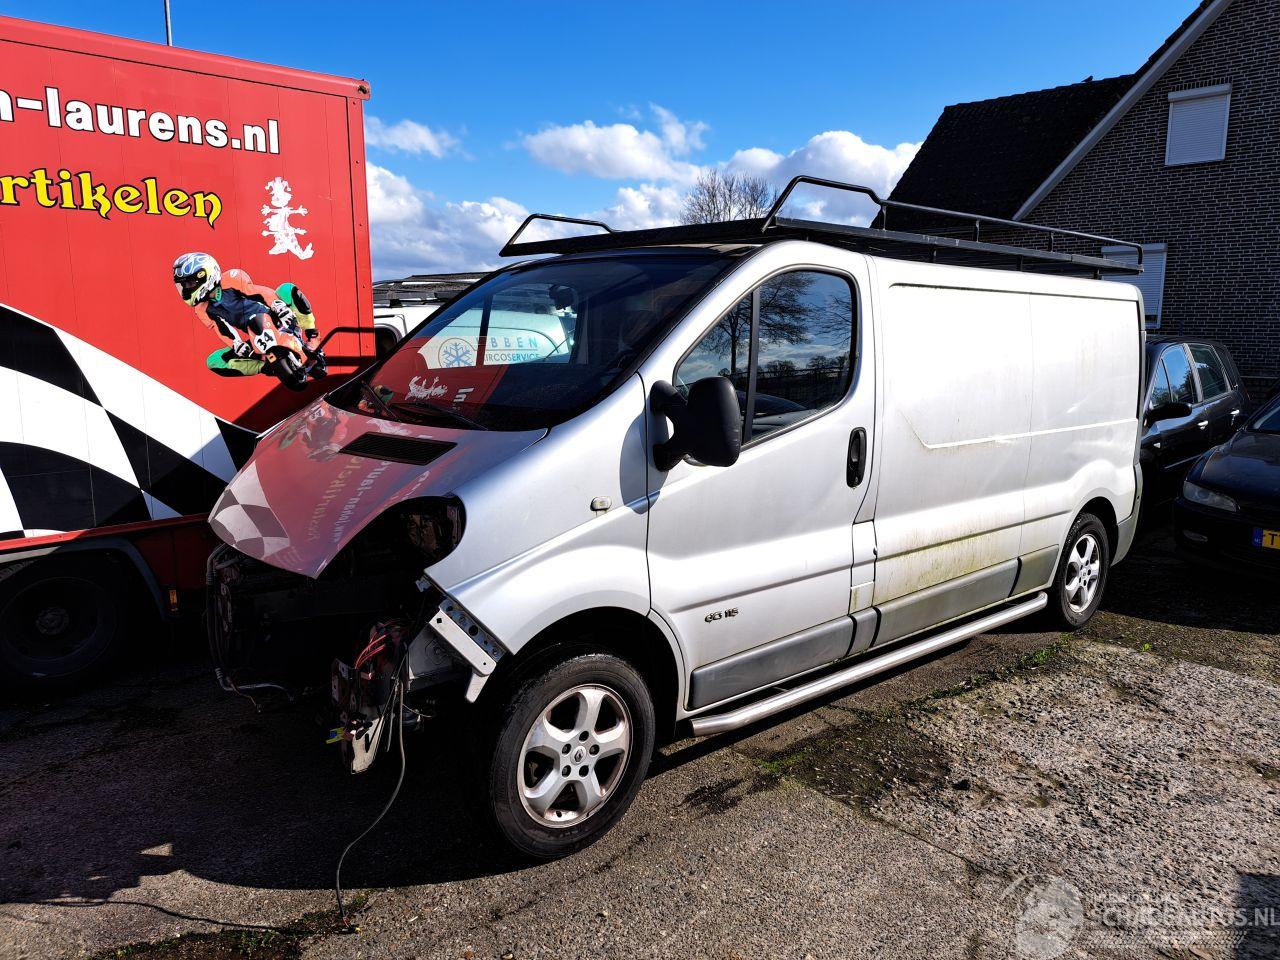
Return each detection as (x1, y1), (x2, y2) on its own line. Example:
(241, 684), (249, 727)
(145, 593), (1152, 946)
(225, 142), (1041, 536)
(173, 252), (327, 387)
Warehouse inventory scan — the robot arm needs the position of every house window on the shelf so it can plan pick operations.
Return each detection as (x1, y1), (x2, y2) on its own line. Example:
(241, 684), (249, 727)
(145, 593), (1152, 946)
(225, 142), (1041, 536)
(1165, 84), (1231, 165)
(1102, 243), (1167, 329)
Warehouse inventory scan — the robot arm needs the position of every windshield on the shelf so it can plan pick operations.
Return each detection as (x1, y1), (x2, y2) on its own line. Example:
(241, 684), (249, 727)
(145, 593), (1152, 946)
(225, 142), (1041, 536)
(1248, 397), (1280, 433)
(333, 253), (735, 431)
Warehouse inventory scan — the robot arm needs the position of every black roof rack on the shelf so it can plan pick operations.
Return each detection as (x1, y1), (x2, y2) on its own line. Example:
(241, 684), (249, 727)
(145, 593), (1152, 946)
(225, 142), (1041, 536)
(372, 272), (486, 307)
(499, 176), (1143, 276)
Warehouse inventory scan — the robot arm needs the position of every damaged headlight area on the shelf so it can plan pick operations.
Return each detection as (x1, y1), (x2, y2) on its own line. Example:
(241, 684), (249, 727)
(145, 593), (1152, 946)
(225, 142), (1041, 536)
(207, 495), (494, 773)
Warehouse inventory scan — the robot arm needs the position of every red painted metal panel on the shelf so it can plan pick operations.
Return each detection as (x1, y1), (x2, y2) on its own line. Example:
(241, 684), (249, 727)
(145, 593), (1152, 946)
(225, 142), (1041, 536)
(0, 17), (373, 430)
(0, 16), (375, 577)
(0, 16), (369, 99)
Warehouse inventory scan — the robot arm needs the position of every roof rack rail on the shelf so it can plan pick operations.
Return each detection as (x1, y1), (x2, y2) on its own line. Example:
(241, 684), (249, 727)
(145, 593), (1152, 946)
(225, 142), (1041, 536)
(499, 213), (613, 257)
(498, 175), (1144, 277)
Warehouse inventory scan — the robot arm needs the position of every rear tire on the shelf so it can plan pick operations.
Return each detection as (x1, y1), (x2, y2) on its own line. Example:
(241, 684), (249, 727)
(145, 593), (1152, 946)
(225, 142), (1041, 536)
(1044, 513), (1111, 629)
(0, 556), (126, 690)
(474, 651), (655, 860)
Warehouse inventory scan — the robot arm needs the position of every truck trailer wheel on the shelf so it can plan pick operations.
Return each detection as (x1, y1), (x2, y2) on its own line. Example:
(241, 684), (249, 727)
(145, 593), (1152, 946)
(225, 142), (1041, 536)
(1044, 513), (1111, 630)
(476, 651), (655, 860)
(0, 557), (124, 690)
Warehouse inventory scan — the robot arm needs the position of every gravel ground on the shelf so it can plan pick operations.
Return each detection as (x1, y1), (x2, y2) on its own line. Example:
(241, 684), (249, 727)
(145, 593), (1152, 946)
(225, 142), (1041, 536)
(1, 529), (1276, 960)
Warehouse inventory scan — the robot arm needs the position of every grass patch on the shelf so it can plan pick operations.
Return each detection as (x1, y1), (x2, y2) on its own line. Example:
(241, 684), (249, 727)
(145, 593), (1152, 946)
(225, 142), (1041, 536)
(745, 708), (951, 812)
(91, 897), (367, 960)
(912, 635), (1074, 711)
(742, 635), (1075, 811)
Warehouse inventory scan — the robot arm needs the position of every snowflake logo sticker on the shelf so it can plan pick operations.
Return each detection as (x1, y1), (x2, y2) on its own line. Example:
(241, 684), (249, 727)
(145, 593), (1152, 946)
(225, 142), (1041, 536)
(440, 339), (474, 368)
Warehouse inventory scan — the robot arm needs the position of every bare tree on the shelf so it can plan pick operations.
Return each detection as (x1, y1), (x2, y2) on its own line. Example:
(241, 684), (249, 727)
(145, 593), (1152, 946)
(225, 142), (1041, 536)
(698, 272), (816, 378)
(680, 170), (778, 224)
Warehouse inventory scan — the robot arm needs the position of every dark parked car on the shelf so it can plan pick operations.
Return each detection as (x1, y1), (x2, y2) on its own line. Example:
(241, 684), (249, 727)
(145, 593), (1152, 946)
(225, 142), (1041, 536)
(1140, 337), (1252, 508)
(1174, 394), (1280, 575)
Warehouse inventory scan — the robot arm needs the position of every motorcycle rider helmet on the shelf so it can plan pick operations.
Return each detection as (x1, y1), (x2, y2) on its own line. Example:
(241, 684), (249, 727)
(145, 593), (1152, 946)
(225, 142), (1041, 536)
(173, 252), (221, 306)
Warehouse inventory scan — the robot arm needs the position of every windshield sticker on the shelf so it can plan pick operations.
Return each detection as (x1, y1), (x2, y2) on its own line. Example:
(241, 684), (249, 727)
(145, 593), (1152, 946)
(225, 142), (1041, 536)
(439, 338), (475, 367)
(407, 375), (450, 401)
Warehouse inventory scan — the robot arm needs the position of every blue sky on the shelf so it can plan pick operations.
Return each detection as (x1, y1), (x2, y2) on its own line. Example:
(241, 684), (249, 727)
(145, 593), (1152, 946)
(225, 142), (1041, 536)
(4, 0), (1198, 276)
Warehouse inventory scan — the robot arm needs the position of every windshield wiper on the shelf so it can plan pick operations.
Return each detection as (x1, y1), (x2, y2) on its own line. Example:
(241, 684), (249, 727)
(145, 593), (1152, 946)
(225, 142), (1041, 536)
(389, 398), (489, 431)
(360, 380), (401, 422)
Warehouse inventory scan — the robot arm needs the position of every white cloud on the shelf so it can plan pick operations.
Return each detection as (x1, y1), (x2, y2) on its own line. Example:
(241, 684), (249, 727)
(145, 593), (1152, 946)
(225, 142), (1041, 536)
(366, 163), (526, 277)
(727, 131), (920, 224)
(592, 183), (686, 231)
(365, 116), (460, 158)
(366, 163), (424, 225)
(367, 125), (921, 277)
(651, 104), (707, 156)
(521, 104), (705, 183)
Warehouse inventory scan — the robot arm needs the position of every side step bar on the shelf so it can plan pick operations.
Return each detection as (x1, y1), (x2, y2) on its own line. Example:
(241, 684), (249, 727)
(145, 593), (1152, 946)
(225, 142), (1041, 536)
(688, 592), (1048, 738)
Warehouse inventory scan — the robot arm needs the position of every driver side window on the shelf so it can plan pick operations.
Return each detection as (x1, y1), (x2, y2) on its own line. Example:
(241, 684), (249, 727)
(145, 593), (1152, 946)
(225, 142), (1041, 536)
(675, 270), (856, 445)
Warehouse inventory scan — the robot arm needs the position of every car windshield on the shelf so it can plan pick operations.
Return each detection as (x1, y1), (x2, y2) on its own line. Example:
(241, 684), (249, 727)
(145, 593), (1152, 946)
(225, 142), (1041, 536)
(332, 253), (735, 431)
(1248, 397), (1280, 433)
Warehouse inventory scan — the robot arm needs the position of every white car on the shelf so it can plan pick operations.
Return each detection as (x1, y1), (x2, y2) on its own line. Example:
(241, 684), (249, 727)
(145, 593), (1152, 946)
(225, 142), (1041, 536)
(208, 177), (1147, 860)
(373, 272), (485, 358)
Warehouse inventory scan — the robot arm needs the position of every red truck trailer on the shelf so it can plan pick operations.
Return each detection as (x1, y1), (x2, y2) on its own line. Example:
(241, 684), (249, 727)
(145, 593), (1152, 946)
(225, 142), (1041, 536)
(0, 16), (375, 688)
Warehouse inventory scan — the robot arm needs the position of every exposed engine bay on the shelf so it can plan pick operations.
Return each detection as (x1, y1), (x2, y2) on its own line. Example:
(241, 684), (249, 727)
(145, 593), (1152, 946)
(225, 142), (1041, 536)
(206, 495), (500, 775)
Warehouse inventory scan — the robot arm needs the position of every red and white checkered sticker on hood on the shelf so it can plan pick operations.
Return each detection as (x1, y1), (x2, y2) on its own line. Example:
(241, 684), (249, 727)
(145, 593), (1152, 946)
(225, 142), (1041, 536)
(208, 399), (545, 579)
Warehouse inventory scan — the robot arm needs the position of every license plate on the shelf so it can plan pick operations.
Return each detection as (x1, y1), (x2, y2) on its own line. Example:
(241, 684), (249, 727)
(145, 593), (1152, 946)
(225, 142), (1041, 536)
(1253, 528), (1280, 550)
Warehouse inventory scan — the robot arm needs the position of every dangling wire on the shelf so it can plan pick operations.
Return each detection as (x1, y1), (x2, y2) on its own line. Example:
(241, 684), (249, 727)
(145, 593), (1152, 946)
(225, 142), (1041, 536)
(334, 654), (410, 931)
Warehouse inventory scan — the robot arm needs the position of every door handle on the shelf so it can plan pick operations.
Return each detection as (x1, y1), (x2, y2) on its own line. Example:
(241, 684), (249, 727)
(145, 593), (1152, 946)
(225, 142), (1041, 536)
(847, 427), (867, 487)
(1197, 420), (1209, 430)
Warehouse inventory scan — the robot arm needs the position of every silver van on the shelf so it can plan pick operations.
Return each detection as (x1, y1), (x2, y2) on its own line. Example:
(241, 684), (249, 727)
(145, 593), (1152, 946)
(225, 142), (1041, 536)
(208, 178), (1154, 858)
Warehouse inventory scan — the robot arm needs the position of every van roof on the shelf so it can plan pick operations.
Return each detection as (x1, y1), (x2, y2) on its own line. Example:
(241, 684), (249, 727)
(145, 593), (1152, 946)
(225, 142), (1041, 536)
(501, 175), (1144, 279)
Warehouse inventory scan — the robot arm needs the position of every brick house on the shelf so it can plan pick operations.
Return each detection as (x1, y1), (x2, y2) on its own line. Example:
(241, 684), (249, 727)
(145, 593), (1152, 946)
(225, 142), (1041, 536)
(889, 0), (1279, 394)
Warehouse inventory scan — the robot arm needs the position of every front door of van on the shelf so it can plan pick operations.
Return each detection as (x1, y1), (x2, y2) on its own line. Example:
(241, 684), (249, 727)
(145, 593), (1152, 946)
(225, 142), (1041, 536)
(646, 267), (874, 704)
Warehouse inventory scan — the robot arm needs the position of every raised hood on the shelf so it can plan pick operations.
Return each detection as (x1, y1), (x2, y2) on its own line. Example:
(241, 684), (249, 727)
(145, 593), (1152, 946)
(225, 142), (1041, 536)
(208, 399), (545, 578)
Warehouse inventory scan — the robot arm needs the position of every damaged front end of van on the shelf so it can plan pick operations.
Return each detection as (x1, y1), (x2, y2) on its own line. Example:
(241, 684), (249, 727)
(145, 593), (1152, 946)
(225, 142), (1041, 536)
(203, 249), (734, 777)
(205, 399), (541, 774)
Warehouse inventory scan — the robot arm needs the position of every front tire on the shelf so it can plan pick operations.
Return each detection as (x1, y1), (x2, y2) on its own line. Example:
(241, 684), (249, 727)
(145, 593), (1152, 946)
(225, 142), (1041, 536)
(1045, 513), (1111, 629)
(477, 652), (655, 860)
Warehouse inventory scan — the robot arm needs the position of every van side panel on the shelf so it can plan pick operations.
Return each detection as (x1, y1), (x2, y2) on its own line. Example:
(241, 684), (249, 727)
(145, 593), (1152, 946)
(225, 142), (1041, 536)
(1019, 295), (1141, 566)
(873, 284), (1033, 606)
(435, 375), (653, 654)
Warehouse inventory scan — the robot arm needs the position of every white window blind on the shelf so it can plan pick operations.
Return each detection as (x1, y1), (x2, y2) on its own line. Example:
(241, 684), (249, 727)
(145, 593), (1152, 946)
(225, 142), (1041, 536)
(1165, 84), (1230, 165)
(1102, 243), (1167, 329)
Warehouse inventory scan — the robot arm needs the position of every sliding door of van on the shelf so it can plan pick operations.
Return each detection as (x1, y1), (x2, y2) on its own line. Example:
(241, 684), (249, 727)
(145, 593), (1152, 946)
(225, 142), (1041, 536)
(871, 282), (1033, 644)
(646, 258), (874, 711)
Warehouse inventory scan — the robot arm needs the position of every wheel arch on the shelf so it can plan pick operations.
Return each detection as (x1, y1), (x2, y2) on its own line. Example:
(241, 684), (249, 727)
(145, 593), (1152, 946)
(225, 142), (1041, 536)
(1077, 495), (1119, 560)
(0, 538), (164, 617)
(487, 606), (683, 743)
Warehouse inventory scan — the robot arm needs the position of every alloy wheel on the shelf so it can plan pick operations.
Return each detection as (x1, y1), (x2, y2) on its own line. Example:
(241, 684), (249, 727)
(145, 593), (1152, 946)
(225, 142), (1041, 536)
(518, 683), (632, 828)
(1063, 532), (1102, 614)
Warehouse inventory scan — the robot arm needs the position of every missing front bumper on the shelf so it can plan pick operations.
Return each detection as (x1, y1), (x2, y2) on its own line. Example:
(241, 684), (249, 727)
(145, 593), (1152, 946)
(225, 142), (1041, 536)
(414, 585), (506, 702)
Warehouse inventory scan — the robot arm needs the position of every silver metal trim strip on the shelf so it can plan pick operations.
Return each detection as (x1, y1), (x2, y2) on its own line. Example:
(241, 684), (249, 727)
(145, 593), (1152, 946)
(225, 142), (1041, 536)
(688, 592), (1047, 737)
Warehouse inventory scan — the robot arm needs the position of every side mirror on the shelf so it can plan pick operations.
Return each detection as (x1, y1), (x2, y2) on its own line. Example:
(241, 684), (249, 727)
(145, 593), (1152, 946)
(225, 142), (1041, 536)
(651, 377), (742, 471)
(1146, 400), (1193, 426)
